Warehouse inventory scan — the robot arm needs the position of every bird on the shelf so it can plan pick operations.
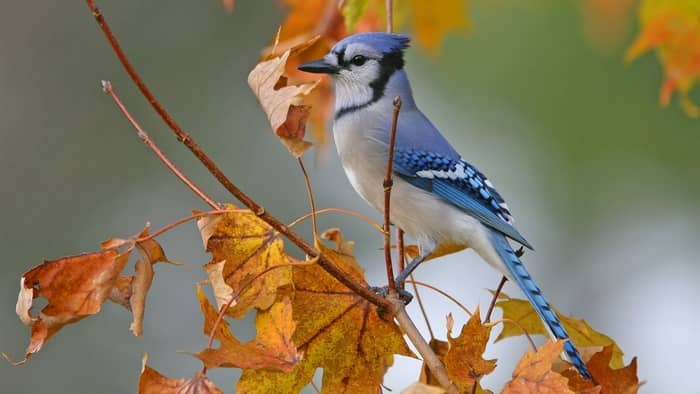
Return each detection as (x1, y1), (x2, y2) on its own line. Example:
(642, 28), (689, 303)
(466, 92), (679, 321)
(298, 32), (591, 380)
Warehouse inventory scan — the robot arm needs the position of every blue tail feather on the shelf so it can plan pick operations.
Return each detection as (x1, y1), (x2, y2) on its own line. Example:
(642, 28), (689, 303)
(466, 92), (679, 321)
(489, 231), (592, 379)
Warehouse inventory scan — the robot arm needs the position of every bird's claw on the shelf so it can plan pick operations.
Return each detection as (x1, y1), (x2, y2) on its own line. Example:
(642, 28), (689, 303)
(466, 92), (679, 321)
(371, 286), (413, 305)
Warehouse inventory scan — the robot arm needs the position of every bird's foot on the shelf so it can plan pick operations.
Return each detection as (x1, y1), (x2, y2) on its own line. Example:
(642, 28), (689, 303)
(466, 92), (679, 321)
(371, 286), (413, 305)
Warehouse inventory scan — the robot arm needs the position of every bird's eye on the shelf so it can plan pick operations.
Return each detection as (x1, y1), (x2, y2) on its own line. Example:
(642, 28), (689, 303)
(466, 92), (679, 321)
(350, 55), (367, 66)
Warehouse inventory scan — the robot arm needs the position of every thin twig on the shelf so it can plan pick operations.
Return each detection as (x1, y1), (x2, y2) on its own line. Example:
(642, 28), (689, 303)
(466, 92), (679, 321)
(485, 276), (507, 323)
(397, 229), (406, 279)
(385, 0), (393, 33)
(410, 275), (435, 340)
(390, 297), (459, 394)
(297, 158), (318, 239)
(136, 208), (242, 242)
(101, 81), (219, 209)
(405, 280), (472, 317)
(86, 0), (389, 309)
(310, 380), (321, 394)
(288, 207), (382, 231)
(383, 97), (402, 291)
(485, 318), (538, 351)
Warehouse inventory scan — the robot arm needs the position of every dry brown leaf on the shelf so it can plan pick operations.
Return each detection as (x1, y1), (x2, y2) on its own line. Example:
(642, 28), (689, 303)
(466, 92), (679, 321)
(196, 206), (293, 318)
(13, 248), (130, 363)
(503, 341), (574, 394)
(561, 345), (640, 394)
(193, 285), (300, 372)
(237, 239), (413, 393)
(249, 39), (320, 157)
(139, 354), (223, 394)
(320, 227), (355, 255)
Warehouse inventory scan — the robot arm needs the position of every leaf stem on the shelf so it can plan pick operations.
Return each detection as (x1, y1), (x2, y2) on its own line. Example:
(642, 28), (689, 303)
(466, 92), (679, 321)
(86, 0), (390, 309)
(405, 279), (472, 317)
(383, 97), (402, 291)
(101, 81), (219, 209)
(287, 207), (382, 231)
(410, 275), (435, 340)
(485, 276), (507, 323)
(297, 158), (318, 239)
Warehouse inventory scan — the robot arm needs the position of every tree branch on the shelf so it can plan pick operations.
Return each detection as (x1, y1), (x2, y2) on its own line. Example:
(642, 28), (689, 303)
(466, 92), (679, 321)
(86, 0), (389, 309)
(383, 97), (402, 291)
(101, 81), (219, 209)
(390, 297), (459, 394)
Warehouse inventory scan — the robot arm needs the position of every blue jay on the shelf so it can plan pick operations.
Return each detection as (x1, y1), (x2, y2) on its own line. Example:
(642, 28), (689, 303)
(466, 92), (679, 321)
(299, 32), (591, 379)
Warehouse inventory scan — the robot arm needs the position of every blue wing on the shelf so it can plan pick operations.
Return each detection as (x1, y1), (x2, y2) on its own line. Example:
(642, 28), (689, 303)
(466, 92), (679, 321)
(393, 148), (533, 250)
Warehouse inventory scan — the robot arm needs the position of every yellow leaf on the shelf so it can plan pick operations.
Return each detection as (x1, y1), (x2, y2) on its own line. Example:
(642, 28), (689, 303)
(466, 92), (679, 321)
(193, 286), (300, 371)
(495, 293), (625, 369)
(237, 239), (413, 394)
(197, 206), (293, 318)
(503, 341), (574, 394)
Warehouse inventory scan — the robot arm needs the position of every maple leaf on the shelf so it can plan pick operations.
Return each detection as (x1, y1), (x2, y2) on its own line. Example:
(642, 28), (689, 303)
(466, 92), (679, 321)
(12, 247), (130, 363)
(561, 345), (640, 394)
(320, 227), (355, 255)
(443, 309), (497, 392)
(139, 354), (223, 394)
(248, 38), (320, 157)
(402, 382), (447, 394)
(197, 207), (293, 318)
(495, 293), (625, 368)
(502, 340), (574, 394)
(237, 240), (413, 393)
(193, 285), (300, 372)
(104, 225), (169, 336)
(626, 0), (700, 117)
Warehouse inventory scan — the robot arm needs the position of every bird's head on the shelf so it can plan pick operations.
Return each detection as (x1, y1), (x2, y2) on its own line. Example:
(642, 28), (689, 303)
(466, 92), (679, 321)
(299, 32), (411, 117)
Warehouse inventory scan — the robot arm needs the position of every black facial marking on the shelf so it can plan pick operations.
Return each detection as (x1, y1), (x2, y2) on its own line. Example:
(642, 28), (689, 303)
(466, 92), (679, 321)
(335, 49), (405, 120)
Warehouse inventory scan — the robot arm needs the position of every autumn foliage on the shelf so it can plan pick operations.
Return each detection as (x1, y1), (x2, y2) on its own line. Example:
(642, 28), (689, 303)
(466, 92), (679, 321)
(9, 0), (681, 392)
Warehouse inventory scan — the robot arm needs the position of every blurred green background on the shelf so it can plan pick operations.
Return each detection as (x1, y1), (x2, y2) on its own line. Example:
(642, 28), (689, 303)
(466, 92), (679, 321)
(1, 1), (697, 392)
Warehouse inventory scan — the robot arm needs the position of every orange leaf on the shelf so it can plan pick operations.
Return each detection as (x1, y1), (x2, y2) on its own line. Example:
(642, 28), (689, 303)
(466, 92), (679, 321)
(197, 207), (293, 318)
(139, 354), (223, 394)
(503, 340), (574, 394)
(495, 293), (625, 369)
(237, 239), (413, 393)
(579, 0), (637, 49)
(563, 345), (640, 394)
(444, 309), (497, 392)
(193, 286), (300, 372)
(402, 382), (447, 394)
(626, 0), (700, 117)
(320, 227), (355, 255)
(248, 38), (320, 157)
(409, 0), (469, 52)
(13, 247), (130, 363)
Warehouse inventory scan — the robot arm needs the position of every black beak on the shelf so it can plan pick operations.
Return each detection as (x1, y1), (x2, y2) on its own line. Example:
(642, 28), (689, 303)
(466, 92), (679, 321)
(298, 59), (339, 74)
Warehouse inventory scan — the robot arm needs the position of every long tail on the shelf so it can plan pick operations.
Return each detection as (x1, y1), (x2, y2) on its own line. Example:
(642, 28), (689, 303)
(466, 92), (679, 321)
(489, 231), (592, 379)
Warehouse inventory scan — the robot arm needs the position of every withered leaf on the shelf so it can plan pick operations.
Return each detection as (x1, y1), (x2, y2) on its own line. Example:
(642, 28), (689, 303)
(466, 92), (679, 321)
(561, 345), (640, 394)
(249, 39), (320, 157)
(320, 227), (354, 255)
(139, 354), (223, 394)
(13, 248), (130, 362)
(401, 382), (446, 394)
(502, 341), (573, 394)
(237, 239), (413, 394)
(193, 285), (300, 372)
(495, 293), (625, 368)
(197, 207), (293, 318)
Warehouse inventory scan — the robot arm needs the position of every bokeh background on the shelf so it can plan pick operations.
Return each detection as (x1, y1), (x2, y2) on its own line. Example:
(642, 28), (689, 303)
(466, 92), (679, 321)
(2, 1), (698, 393)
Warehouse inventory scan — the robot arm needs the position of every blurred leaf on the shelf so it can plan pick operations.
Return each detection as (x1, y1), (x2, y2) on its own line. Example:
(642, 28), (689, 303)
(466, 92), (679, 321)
(401, 382), (446, 394)
(139, 354), (223, 394)
(237, 239), (413, 393)
(579, 0), (637, 50)
(495, 293), (625, 368)
(343, 0), (369, 31)
(249, 39), (321, 157)
(197, 207), (293, 318)
(193, 286), (300, 371)
(502, 340), (573, 394)
(409, 0), (469, 52)
(221, 0), (235, 14)
(443, 309), (497, 392)
(626, 0), (700, 117)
